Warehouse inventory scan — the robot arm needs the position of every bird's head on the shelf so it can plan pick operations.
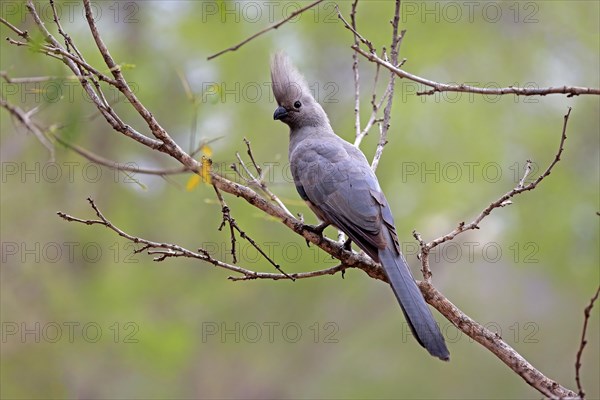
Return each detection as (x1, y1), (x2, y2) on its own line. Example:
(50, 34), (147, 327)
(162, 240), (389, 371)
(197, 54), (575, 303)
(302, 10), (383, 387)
(270, 52), (330, 130)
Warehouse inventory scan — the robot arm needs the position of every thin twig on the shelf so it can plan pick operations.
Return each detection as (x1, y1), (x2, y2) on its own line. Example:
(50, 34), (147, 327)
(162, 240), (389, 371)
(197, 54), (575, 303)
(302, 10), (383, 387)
(349, 0), (361, 140)
(213, 185), (238, 264)
(234, 141), (295, 219)
(371, 0), (404, 172)
(229, 263), (347, 281)
(49, 0), (77, 56)
(354, 63), (390, 147)
(0, 16), (29, 39)
(82, 0), (191, 158)
(575, 285), (600, 399)
(207, 0), (326, 60)
(353, 45), (600, 97)
(24, 1), (160, 149)
(517, 159), (533, 189)
(57, 198), (266, 275)
(426, 108), (571, 250)
(213, 185), (295, 280)
(335, 4), (375, 53)
(5, 37), (29, 47)
(411, 230), (432, 281)
(1, 97), (55, 161)
(243, 137), (262, 176)
(338, 2), (389, 148)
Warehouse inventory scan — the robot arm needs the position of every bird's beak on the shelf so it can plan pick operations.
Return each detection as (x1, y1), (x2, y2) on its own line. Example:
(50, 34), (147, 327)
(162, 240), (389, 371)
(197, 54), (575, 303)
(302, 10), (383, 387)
(273, 106), (288, 120)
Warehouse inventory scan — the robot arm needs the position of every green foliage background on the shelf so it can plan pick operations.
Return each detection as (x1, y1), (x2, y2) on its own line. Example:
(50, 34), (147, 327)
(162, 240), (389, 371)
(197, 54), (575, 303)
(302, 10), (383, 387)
(1, 1), (599, 399)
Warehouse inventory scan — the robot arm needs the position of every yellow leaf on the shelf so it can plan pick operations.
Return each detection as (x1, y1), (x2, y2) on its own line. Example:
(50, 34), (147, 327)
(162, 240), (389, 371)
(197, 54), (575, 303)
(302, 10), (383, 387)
(186, 174), (201, 191)
(201, 156), (212, 185)
(201, 145), (213, 158)
(187, 156), (212, 191)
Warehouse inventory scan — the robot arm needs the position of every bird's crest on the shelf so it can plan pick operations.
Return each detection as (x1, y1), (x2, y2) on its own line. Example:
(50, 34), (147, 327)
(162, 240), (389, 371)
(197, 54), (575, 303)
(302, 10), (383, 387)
(270, 52), (312, 106)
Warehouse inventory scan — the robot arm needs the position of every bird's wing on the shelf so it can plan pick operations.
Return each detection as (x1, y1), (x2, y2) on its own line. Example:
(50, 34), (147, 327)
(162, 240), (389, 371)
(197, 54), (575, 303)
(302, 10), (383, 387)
(291, 137), (395, 259)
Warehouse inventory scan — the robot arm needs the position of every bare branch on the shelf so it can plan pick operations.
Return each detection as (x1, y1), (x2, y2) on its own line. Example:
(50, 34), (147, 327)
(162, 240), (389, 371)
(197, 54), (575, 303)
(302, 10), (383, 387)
(57, 198), (269, 276)
(517, 159), (533, 189)
(371, 0), (405, 172)
(1, 97), (55, 161)
(5, 37), (29, 47)
(348, 0), (361, 140)
(335, 3), (375, 53)
(425, 108), (571, 250)
(575, 285), (600, 399)
(213, 186), (239, 264)
(49, 0), (80, 57)
(243, 137), (263, 176)
(233, 140), (295, 219)
(353, 45), (600, 97)
(57, 195), (579, 399)
(81, 0), (178, 150)
(212, 184), (295, 280)
(354, 63), (390, 147)
(207, 0), (326, 60)
(0, 16), (29, 39)
(229, 263), (347, 281)
(337, 4), (389, 148)
(411, 230), (432, 282)
(23, 1), (161, 150)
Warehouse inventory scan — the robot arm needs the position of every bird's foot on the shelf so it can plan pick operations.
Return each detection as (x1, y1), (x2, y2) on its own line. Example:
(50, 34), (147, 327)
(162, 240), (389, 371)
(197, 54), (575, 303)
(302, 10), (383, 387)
(303, 222), (329, 236)
(343, 238), (352, 251)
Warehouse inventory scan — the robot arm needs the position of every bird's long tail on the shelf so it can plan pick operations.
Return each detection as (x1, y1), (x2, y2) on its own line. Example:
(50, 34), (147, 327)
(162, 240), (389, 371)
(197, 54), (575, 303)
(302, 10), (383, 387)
(378, 245), (450, 361)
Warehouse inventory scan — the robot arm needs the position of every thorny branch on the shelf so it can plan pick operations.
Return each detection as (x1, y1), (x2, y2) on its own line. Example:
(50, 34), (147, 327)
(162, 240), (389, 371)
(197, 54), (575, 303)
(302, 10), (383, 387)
(3, 2), (595, 399)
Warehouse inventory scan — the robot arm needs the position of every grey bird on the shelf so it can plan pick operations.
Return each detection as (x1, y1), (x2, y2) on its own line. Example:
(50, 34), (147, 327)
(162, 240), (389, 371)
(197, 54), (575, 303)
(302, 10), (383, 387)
(271, 52), (449, 361)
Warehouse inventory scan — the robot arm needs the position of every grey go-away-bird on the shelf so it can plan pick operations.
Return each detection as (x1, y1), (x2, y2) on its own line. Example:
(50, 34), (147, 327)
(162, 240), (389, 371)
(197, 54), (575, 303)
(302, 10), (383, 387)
(270, 52), (449, 361)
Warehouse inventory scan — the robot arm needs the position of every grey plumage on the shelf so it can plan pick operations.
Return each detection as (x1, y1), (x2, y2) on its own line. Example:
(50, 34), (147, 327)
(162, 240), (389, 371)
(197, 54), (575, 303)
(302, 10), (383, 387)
(271, 52), (449, 361)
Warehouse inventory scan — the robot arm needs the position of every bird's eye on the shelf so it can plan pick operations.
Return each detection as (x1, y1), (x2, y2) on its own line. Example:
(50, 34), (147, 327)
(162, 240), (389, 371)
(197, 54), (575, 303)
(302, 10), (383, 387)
(293, 100), (302, 109)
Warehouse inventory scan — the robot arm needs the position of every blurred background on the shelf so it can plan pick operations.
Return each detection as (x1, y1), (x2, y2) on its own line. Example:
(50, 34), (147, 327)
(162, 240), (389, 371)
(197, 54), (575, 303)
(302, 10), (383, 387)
(1, 1), (598, 399)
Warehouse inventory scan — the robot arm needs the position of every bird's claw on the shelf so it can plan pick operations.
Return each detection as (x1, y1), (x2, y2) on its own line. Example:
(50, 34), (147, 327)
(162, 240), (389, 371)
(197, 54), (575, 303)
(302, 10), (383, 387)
(303, 222), (329, 236)
(303, 222), (329, 247)
(343, 238), (352, 251)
